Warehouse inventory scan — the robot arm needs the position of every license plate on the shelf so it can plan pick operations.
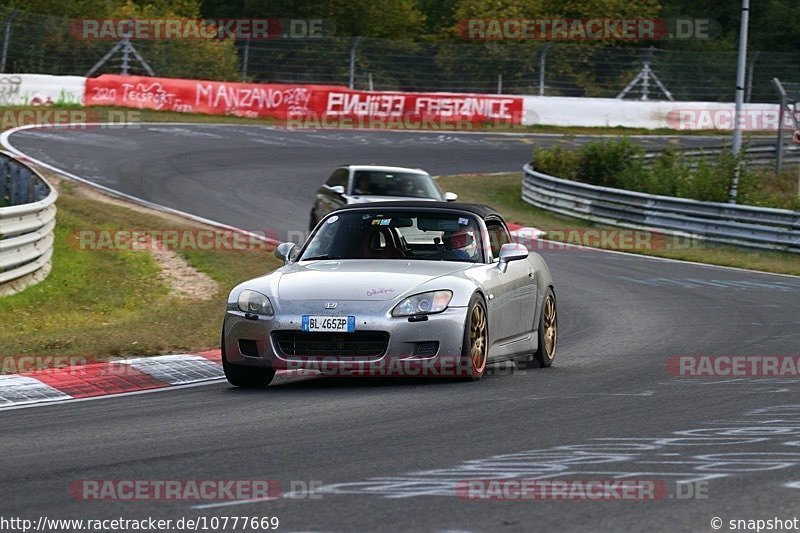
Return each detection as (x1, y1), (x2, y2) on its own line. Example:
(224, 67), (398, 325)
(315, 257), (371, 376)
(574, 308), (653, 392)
(301, 315), (355, 333)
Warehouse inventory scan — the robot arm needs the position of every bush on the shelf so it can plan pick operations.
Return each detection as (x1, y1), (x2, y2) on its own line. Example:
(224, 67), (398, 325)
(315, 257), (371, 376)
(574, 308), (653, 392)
(530, 139), (798, 210)
(635, 149), (689, 197)
(533, 144), (580, 180)
(533, 137), (644, 189)
(673, 150), (740, 203)
(574, 138), (644, 188)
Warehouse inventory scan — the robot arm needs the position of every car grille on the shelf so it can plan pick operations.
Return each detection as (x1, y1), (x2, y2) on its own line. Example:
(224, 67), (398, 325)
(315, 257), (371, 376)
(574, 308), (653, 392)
(414, 341), (439, 357)
(238, 339), (259, 357)
(273, 331), (389, 359)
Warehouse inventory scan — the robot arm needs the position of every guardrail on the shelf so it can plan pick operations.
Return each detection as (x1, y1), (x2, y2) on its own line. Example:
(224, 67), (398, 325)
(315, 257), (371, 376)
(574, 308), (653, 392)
(521, 163), (800, 253)
(0, 152), (57, 296)
(641, 144), (800, 168)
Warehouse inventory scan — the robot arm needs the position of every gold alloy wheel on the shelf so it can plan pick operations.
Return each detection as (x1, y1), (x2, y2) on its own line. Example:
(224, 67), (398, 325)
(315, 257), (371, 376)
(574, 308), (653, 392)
(470, 303), (488, 373)
(543, 295), (557, 358)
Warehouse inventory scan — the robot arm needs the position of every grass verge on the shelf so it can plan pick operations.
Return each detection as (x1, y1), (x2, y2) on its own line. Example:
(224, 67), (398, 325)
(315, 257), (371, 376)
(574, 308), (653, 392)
(438, 173), (800, 276)
(0, 176), (282, 363)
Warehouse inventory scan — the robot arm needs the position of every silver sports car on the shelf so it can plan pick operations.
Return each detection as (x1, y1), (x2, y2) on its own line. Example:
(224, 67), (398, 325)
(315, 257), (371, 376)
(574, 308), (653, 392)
(308, 165), (458, 230)
(222, 201), (557, 386)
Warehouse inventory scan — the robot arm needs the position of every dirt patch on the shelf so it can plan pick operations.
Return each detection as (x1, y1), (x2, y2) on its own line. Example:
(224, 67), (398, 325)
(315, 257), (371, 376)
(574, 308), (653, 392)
(39, 169), (219, 299)
(149, 240), (218, 300)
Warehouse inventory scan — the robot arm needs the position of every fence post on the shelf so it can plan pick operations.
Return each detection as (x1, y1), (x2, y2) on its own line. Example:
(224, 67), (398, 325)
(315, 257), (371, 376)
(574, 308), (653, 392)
(745, 50), (760, 102)
(0, 10), (16, 74)
(538, 43), (550, 96)
(241, 39), (250, 82)
(120, 37), (130, 75)
(348, 37), (362, 90)
(773, 78), (787, 173)
(729, 0), (750, 204)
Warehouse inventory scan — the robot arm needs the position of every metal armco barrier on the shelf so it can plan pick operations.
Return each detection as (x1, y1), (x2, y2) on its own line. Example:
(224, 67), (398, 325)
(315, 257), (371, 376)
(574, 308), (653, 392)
(522, 163), (800, 253)
(641, 144), (800, 169)
(0, 152), (57, 296)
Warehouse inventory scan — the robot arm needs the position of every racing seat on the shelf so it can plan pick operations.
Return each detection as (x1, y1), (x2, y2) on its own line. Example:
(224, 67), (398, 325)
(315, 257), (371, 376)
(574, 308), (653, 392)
(358, 227), (404, 259)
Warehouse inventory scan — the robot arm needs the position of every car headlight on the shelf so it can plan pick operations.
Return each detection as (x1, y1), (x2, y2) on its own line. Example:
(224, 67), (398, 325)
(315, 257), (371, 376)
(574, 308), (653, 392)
(392, 290), (453, 317)
(237, 289), (274, 316)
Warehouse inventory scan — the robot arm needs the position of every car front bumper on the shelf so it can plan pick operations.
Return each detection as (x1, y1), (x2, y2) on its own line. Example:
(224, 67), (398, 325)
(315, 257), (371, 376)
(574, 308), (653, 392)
(223, 301), (469, 377)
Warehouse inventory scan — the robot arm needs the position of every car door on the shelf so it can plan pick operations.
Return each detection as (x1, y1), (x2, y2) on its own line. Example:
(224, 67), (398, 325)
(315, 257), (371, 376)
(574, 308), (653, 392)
(485, 219), (538, 344)
(317, 167), (349, 218)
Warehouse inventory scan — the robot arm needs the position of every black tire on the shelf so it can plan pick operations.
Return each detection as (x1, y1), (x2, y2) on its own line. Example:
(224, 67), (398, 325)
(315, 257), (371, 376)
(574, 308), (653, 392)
(517, 288), (558, 369)
(533, 288), (558, 368)
(221, 330), (275, 387)
(456, 293), (489, 381)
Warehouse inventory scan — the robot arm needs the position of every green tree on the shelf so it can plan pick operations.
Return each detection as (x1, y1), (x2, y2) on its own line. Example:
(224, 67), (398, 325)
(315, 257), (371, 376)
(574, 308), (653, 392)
(199, 0), (426, 39)
(0, 0), (238, 80)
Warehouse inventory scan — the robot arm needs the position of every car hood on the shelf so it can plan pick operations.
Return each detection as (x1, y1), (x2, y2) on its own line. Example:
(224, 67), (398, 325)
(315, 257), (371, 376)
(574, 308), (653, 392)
(276, 260), (470, 301)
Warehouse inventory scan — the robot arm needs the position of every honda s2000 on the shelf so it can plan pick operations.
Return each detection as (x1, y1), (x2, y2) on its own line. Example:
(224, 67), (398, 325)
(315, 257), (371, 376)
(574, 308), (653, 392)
(221, 201), (557, 386)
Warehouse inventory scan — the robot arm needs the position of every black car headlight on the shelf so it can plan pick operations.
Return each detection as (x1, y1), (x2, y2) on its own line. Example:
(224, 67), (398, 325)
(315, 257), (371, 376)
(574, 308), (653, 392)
(237, 289), (274, 316)
(392, 290), (453, 317)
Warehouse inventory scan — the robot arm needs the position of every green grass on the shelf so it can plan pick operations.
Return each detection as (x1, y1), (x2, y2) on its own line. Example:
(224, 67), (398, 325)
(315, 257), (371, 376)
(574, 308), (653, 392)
(438, 173), (800, 276)
(0, 181), (282, 363)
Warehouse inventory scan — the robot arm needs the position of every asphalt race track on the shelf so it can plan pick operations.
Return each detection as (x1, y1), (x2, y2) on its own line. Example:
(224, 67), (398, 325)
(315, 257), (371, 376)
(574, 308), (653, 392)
(9, 125), (731, 240)
(3, 125), (800, 532)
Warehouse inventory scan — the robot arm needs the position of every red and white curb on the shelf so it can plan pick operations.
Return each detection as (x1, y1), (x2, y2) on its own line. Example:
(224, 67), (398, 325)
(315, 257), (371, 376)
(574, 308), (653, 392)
(0, 351), (227, 409)
(507, 223), (547, 241)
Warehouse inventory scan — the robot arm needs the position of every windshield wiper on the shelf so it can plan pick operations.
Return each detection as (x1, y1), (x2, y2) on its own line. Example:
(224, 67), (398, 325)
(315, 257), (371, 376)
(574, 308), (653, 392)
(301, 255), (337, 261)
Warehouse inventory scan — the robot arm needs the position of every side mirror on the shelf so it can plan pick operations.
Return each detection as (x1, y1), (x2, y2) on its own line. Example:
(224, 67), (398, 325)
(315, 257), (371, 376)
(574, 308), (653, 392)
(329, 185), (345, 195)
(497, 243), (528, 272)
(444, 192), (458, 202)
(275, 242), (296, 263)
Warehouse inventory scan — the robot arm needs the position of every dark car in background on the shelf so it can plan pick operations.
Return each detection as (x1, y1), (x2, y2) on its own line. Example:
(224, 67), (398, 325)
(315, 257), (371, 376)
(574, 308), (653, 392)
(309, 165), (458, 230)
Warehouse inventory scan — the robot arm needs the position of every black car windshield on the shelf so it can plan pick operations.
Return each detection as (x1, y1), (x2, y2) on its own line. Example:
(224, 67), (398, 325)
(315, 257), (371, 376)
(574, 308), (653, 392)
(350, 170), (444, 199)
(299, 210), (484, 263)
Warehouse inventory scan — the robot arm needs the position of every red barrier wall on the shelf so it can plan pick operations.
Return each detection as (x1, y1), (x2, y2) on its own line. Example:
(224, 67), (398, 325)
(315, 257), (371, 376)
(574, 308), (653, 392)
(85, 75), (523, 125)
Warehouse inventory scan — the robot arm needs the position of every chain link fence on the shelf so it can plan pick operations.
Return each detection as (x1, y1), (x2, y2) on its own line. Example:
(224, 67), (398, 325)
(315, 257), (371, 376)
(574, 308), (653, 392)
(1, 7), (799, 102)
(240, 39), (800, 102)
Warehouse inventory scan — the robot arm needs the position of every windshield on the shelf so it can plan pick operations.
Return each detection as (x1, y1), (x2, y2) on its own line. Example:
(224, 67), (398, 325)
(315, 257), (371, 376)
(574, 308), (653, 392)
(350, 170), (444, 199)
(299, 210), (484, 263)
